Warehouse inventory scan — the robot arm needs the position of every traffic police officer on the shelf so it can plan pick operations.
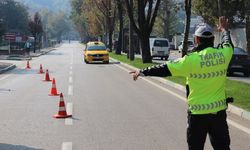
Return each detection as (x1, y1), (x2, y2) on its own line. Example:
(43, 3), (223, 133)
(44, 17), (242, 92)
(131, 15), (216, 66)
(130, 16), (233, 150)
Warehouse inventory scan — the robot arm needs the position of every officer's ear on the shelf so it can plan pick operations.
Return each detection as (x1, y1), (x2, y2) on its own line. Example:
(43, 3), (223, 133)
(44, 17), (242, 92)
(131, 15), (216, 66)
(194, 36), (200, 45)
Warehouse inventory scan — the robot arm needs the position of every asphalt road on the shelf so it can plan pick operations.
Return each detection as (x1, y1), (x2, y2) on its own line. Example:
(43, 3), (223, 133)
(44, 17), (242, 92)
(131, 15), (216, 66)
(0, 42), (249, 150)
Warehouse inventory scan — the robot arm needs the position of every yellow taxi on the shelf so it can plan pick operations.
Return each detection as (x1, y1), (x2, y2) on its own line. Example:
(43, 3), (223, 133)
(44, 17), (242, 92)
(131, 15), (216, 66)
(84, 41), (109, 64)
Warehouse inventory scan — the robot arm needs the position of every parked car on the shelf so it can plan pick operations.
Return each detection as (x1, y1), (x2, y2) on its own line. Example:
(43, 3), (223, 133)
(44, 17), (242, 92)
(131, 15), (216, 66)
(178, 40), (194, 53)
(227, 47), (250, 77)
(149, 38), (170, 60)
(84, 41), (109, 64)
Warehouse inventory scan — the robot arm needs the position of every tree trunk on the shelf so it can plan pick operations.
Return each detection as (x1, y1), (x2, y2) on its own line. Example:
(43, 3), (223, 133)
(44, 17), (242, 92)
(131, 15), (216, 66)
(33, 36), (36, 53)
(108, 29), (113, 52)
(116, 0), (123, 55)
(182, 0), (192, 57)
(129, 0), (134, 60)
(140, 34), (152, 63)
(246, 12), (250, 54)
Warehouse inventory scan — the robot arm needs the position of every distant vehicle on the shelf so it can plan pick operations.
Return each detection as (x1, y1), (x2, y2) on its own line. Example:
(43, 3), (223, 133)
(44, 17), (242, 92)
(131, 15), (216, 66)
(84, 41), (109, 64)
(227, 47), (250, 77)
(178, 40), (194, 53)
(149, 38), (170, 60)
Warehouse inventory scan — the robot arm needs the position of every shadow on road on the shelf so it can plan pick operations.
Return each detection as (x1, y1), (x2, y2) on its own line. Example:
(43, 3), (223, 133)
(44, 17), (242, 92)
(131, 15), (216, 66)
(6, 68), (37, 75)
(45, 52), (63, 56)
(0, 143), (43, 150)
(86, 61), (120, 65)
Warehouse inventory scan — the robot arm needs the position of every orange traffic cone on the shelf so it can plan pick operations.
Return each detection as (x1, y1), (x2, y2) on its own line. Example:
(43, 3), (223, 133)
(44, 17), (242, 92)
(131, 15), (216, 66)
(25, 60), (31, 69)
(54, 93), (72, 118)
(49, 78), (59, 96)
(38, 64), (44, 74)
(44, 69), (51, 81)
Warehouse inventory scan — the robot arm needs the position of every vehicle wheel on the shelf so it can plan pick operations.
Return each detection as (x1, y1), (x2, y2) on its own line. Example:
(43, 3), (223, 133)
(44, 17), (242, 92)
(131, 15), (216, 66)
(161, 57), (164, 60)
(244, 71), (249, 77)
(227, 71), (233, 76)
(165, 56), (169, 60)
(104, 61), (109, 64)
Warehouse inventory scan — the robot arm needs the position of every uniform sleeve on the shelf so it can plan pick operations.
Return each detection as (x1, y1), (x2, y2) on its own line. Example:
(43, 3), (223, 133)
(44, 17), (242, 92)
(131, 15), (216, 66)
(221, 30), (233, 58)
(166, 55), (191, 77)
(139, 63), (172, 77)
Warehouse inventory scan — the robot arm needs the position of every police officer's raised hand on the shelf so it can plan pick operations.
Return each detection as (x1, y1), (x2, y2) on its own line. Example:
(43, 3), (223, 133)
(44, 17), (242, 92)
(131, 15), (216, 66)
(217, 16), (229, 32)
(129, 70), (140, 81)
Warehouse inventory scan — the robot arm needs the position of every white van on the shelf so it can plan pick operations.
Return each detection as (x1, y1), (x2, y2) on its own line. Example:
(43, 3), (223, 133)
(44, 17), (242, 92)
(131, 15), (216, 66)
(149, 38), (170, 60)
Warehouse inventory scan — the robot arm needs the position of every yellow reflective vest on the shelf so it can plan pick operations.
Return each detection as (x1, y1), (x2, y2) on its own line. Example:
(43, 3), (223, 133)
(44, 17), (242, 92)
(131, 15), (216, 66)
(167, 44), (233, 114)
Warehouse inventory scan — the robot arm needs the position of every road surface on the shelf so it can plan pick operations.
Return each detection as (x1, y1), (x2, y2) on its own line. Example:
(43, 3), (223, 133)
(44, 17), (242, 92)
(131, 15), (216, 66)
(0, 42), (249, 150)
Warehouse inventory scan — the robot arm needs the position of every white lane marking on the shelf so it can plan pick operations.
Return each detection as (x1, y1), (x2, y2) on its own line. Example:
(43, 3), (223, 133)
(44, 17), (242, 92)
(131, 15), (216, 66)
(227, 119), (250, 135)
(65, 103), (73, 125)
(69, 76), (73, 84)
(69, 71), (73, 75)
(62, 142), (72, 150)
(68, 85), (73, 96)
(0, 74), (11, 81)
(114, 63), (250, 135)
(70, 66), (73, 70)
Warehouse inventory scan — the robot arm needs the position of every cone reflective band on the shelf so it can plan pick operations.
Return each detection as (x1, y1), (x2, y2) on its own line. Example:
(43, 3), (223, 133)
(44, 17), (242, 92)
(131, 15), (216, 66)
(44, 69), (51, 81)
(49, 78), (59, 96)
(54, 93), (72, 118)
(26, 60), (31, 69)
(38, 64), (44, 74)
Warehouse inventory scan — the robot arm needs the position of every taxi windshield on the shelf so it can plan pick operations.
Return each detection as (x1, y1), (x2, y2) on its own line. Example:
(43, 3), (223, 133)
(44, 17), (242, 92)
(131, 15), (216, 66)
(87, 45), (107, 51)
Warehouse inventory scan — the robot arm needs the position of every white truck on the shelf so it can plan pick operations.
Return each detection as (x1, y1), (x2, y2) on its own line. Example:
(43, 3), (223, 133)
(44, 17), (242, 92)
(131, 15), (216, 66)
(149, 38), (170, 60)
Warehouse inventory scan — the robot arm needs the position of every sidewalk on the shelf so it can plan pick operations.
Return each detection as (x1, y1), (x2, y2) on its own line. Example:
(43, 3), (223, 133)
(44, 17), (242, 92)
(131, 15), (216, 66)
(0, 46), (56, 73)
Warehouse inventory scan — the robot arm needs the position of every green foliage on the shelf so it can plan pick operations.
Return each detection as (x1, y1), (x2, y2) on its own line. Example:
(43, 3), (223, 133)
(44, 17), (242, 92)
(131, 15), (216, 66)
(109, 52), (157, 69)
(192, 0), (245, 27)
(0, 19), (6, 38)
(40, 9), (71, 41)
(48, 12), (70, 40)
(0, 0), (29, 33)
(28, 12), (43, 37)
(153, 0), (178, 38)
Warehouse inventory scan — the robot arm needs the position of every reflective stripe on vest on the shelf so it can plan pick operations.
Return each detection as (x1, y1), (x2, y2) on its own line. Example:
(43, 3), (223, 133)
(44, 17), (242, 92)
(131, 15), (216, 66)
(188, 99), (226, 112)
(189, 69), (227, 79)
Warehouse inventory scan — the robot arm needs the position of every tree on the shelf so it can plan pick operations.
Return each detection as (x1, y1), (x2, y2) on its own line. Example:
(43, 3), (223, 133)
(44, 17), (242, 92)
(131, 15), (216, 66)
(28, 12), (43, 53)
(193, 0), (250, 53)
(93, 0), (116, 51)
(244, 1), (250, 54)
(154, 0), (178, 38)
(125, 0), (161, 63)
(193, 0), (245, 27)
(0, 0), (29, 34)
(182, 0), (192, 57)
(47, 12), (70, 41)
(70, 0), (89, 40)
(0, 19), (6, 40)
(128, 0), (134, 60)
(116, 0), (124, 55)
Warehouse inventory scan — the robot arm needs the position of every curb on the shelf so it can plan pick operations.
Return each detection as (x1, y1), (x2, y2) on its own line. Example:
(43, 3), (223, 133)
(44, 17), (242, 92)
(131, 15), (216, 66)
(0, 64), (16, 74)
(110, 57), (250, 121)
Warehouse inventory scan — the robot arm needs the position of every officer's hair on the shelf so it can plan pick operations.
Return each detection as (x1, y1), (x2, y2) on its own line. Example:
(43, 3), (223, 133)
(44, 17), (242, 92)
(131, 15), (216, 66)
(199, 32), (214, 44)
